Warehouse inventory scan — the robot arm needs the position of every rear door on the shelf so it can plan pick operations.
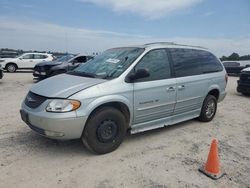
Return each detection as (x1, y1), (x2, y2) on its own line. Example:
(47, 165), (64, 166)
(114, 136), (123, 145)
(20, 54), (35, 68)
(168, 48), (208, 121)
(132, 49), (176, 129)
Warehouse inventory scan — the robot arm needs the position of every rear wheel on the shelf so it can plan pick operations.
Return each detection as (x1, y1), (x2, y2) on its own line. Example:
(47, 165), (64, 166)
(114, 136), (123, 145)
(6, 63), (17, 72)
(198, 95), (217, 122)
(82, 107), (127, 154)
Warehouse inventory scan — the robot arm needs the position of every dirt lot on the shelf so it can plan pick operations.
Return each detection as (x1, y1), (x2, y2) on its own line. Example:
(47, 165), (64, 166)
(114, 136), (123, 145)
(0, 72), (249, 188)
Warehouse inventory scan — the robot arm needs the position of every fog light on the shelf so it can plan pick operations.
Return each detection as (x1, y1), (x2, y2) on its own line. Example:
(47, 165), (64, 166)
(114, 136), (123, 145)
(45, 130), (64, 137)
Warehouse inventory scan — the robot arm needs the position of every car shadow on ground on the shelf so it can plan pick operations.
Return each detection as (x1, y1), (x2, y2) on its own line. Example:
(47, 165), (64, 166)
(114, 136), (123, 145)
(234, 92), (250, 98)
(3, 70), (33, 73)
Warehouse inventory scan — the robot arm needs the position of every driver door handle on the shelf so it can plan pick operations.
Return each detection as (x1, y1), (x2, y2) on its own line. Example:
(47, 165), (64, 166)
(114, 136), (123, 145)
(166, 86), (176, 92)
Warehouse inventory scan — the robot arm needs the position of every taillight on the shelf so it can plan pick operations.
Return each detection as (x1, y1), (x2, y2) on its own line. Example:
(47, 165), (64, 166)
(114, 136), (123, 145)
(225, 73), (228, 85)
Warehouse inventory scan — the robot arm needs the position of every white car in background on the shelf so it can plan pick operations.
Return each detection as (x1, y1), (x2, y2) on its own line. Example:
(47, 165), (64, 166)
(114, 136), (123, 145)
(0, 53), (54, 72)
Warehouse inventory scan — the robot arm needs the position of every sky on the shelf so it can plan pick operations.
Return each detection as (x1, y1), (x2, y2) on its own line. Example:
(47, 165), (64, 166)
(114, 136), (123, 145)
(0, 0), (249, 56)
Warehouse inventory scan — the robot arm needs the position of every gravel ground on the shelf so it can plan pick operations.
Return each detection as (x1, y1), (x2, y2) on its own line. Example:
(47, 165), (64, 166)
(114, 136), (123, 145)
(0, 72), (249, 188)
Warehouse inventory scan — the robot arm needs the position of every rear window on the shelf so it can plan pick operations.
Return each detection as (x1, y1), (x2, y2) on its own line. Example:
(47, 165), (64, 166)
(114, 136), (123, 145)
(169, 48), (223, 77)
(222, 62), (240, 67)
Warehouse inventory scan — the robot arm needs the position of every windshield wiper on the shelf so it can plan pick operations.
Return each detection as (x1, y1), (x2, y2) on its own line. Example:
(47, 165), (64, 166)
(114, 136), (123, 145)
(67, 71), (96, 78)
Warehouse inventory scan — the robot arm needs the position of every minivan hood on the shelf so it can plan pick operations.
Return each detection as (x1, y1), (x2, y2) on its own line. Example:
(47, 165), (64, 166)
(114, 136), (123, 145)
(36, 60), (62, 67)
(30, 74), (107, 98)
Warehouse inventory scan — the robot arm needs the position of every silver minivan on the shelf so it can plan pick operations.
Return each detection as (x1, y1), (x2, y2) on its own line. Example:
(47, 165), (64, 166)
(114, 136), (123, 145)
(20, 43), (227, 154)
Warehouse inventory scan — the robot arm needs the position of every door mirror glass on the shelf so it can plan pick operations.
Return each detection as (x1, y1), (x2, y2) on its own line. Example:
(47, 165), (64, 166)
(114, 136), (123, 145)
(127, 69), (150, 82)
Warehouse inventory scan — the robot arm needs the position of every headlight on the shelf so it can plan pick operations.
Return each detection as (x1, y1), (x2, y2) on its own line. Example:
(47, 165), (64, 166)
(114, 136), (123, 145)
(46, 99), (81, 112)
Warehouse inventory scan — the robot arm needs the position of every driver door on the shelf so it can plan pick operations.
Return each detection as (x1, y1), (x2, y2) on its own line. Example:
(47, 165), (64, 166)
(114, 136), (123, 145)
(132, 49), (176, 131)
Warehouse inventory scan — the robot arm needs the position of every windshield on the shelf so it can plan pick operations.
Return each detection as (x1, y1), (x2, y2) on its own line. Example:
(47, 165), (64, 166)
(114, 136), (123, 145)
(55, 54), (75, 62)
(68, 47), (144, 79)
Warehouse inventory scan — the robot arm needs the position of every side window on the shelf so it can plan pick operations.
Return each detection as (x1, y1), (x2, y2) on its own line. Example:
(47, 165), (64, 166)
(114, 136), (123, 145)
(170, 48), (223, 77)
(73, 56), (87, 63)
(34, 54), (48, 59)
(169, 48), (202, 77)
(135, 49), (171, 82)
(200, 51), (223, 73)
(22, 54), (34, 59)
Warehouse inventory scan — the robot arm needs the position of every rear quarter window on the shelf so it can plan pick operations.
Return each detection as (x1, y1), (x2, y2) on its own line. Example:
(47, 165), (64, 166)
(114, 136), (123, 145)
(169, 48), (223, 77)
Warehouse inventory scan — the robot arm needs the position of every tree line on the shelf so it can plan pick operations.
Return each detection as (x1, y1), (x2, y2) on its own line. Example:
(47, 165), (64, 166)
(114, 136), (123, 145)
(220, 53), (250, 61)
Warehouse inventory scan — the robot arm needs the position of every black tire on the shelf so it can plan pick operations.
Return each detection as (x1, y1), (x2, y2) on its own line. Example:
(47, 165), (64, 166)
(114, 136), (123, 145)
(198, 95), (217, 122)
(82, 107), (127, 154)
(6, 63), (17, 72)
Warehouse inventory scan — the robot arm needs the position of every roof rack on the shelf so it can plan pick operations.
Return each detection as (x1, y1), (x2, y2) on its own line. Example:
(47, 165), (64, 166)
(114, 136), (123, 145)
(144, 42), (207, 49)
(144, 42), (176, 45)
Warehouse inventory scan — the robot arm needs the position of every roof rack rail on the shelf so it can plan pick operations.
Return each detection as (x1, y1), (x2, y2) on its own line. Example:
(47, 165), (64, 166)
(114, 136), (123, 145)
(144, 42), (207, 49)
(144, 42), (176, 45)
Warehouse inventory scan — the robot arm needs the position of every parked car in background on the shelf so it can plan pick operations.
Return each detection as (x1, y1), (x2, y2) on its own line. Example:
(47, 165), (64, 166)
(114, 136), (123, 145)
(0, 53), (54, 72)
(33, 54), (92, 80)
(0, 50), (19, 58)
(0, 64), (3, 79)
(20, 42), (227, 154)
(237, 67), (250, 95)
(222, 60), (250, 74)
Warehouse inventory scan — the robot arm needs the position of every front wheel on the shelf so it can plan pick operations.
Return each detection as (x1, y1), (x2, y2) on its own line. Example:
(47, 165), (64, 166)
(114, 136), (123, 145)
(82, 107), (127, 154)
(6, 64), (17, 72)
(198, 95), (217, 122)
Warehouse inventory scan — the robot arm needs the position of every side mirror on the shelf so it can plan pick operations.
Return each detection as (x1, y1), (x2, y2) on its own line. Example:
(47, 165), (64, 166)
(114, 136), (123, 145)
(71, 60), (78, 64)
(126, 68), (150, 83)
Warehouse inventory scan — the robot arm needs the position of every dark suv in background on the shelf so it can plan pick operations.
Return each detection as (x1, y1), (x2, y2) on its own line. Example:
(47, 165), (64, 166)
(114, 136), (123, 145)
(33, 54), (93, 80)
(0, 64), (3, 79)
(237, 67), (250, 95)
(222, 60), (250, 74)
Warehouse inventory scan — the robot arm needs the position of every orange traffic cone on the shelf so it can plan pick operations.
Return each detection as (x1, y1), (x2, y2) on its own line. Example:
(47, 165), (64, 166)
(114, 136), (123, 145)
(199, 139), (225, 180)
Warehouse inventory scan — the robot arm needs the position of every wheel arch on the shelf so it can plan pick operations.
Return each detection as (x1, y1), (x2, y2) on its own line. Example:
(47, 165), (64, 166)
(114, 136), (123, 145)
(84, 96), (133, 129)
(89, 102), (130, 126)
(5, 62), (18, 69)
(207, 88), (220, 100)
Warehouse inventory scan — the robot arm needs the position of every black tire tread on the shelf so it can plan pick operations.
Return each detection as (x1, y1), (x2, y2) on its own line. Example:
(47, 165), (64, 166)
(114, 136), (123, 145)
(198, 94), (217, 122)
(82, 107), (127, 154)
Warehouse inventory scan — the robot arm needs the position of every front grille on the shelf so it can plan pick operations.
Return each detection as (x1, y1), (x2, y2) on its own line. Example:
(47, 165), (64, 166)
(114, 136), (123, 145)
(25, 92), (47, 108)
(240, 73), (250, 84)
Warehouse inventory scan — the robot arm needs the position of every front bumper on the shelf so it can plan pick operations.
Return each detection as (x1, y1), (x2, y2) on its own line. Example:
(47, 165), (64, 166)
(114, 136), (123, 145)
(33, 70), (48, 79)
(20, 107), (88, 140)
(237, 81), (250, 94)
